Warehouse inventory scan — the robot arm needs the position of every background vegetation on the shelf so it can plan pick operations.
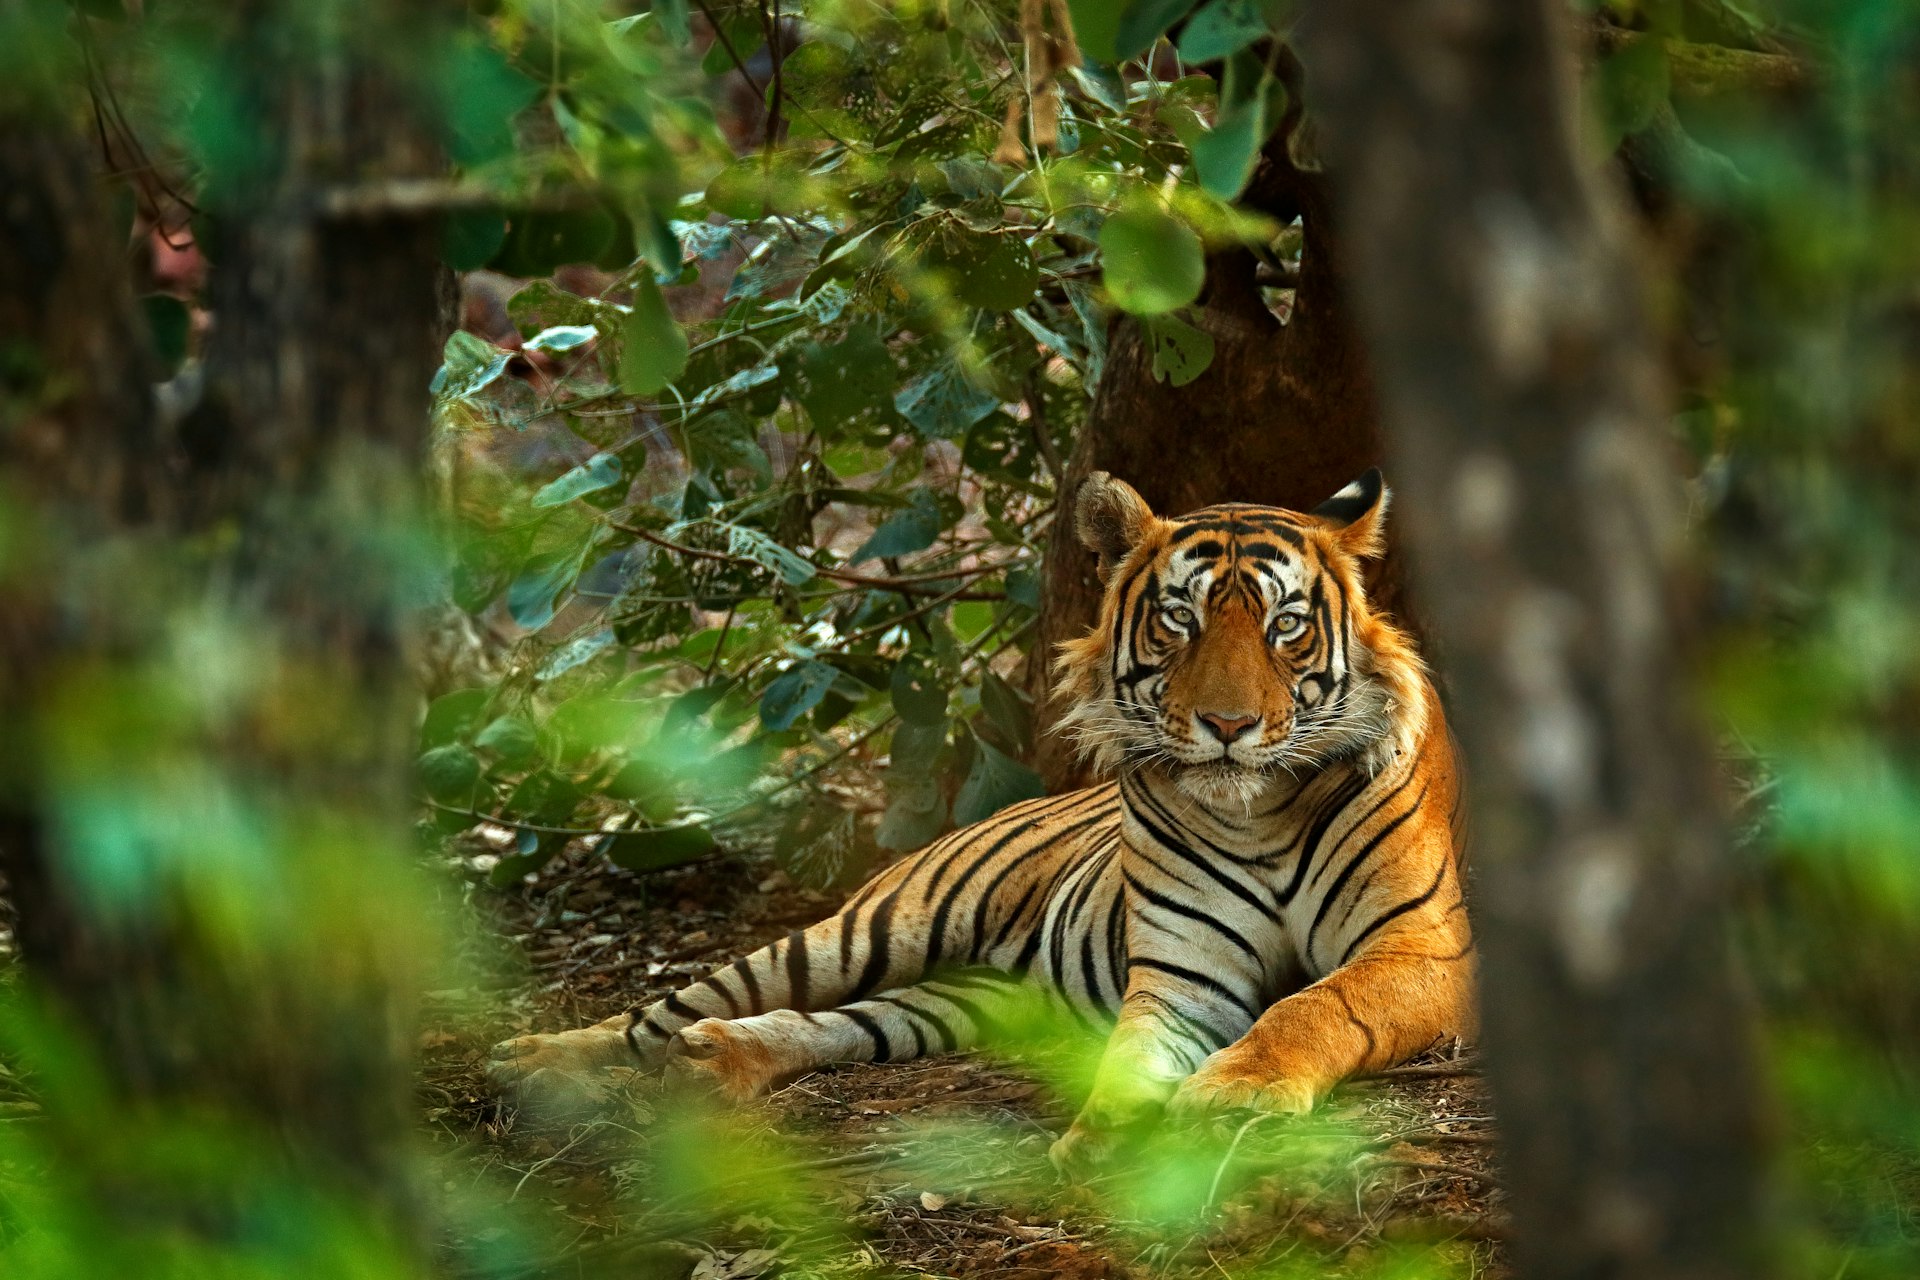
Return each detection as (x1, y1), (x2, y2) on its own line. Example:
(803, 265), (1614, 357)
(0, 0), (1914, 1278)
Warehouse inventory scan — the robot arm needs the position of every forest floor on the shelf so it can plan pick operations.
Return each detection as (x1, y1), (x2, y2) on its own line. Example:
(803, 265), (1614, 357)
(423, 835), (1510, 1280)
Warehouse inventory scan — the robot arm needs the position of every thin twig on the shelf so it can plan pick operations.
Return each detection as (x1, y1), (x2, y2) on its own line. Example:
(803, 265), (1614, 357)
(615, 520), (1011, 599)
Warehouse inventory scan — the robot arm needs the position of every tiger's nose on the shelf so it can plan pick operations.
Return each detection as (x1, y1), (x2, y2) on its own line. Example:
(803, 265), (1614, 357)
(1198, 711), (1259, 743)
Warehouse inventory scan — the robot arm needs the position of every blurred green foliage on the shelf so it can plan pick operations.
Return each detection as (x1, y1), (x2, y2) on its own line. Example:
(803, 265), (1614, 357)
(415, 0), (1281, 891)
(0, 0), (1917, 1277)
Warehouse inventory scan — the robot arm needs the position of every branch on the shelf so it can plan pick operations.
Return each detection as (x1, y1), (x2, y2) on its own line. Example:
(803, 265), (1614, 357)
(1591, 25), (1810, 97)
(613, 521), (1010, 600)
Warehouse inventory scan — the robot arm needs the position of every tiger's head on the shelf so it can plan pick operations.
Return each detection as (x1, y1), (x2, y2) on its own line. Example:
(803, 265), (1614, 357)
(1053, 470), (1428, 809)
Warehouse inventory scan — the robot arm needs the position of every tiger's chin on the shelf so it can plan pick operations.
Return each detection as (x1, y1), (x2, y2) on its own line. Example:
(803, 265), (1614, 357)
(1173, 760), (1272, 810)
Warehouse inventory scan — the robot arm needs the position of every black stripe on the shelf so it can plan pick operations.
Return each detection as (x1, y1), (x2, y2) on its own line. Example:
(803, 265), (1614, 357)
(664, 991), (704, 1022)
(784, 929), (812, 1009)
(731, 955), (762, 1010)
(1123, 867), (1262, 961)
(1307, 787), (1429, 956)
(1078, 928), (1103, 1008)
(1277, 772), (1383, 905)
(1123, 781), (1282, 924)
(881, 993), (958, 1052)
(850, 894), (897, 1000)
(838, 1007), (892, 1063)
(1103, 889), (1127, 1007)
(1134, 988), (1231, 1051)
(939, 790), (1103, 966)
(1128, 956), (1260, 1020)
(1338, 857), (1451, 966)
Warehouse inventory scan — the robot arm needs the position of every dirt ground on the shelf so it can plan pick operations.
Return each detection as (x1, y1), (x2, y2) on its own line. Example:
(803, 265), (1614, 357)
(423, 836), (1510, 1280)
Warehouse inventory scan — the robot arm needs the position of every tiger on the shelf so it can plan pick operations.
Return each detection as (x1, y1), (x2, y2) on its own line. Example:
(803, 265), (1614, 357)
(488, 469), (1475, 1169)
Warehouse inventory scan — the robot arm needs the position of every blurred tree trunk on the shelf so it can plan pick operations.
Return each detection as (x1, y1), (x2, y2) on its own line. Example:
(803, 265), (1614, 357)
(0, 0), (453, 1255)
(1030, 89), (1396, 790)
(1303, 4), (1768, 1279)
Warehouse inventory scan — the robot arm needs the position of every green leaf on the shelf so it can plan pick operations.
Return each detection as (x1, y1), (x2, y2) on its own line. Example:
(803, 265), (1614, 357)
(1115, 0), (1198, 62)
(1011, 307), (1082, 364)
(605, 823), (716, 871)
(876, 775), (947, 852)
(891, 654), (948, 726)
(760, 660), (841, 731)
(418, 744), (482, 804)
(1067, 0), (1122, 63)
(1141, 313), (1217, 386)
(1100, 200), (1205, 316)
(802, 279), (851, 323)
(792, 327), (895, 423)
(890, 718), (948, 773)
(507, 281), (599, 335)
(525, 324), (598, 353)
(1178, 0), (1274, 63)
(957, 237), (1039, 312)
(532, 452), (623, 507)
(475, 715), (540, 765)
(918, 226), (1039, 313)
(717, 523), (817, 585)
(954, 738), (1044, 826)
(895, 363), (1000, 439)
(852, 487), (950, 563)
(537, 628), (617, 680)
(506, 547), (585, 631)
(421, 688), (490, 749)
(652, 0), (691, 45)
(488, 843), (555, 887)
(686, 412), (773, 482)
(140, 294), (190, 376)
(492, 207), (618, 277)
(433, 330), (510, 401)
(442, 209), (507, 271)
(980, 670), (1034, 754)
(1006, 564), (1041, 610)
(437, 33), (541, 166)
(701, 11), (763, 73)
(619, 276), (688, 396)
(1191, 52), (1275, 198)
(505, 770), (582, 822)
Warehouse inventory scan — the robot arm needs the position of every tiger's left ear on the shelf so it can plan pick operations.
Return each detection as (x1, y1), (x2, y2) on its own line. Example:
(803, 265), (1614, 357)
(1310, 467), (1389, 559)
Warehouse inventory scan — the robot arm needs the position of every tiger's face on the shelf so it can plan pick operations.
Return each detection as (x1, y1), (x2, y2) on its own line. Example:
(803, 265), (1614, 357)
(1055, 470), (1422, 808)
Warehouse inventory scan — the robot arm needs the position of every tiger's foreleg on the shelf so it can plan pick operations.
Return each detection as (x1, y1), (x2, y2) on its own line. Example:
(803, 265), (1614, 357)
(1168, 905), (1475, 1117)
(666, 969), (1027, 1100)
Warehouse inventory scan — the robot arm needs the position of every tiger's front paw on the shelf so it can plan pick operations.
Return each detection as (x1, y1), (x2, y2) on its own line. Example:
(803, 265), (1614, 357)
(1047, 1092), (1160, 1180)
(663, 1018), (781, 1102)
(1047, 1117), (1122, 1180)
(1166, 1051), (1321, 1118)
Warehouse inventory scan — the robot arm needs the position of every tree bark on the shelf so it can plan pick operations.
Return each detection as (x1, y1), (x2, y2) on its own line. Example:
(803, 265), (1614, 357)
(1301, 4), (1768, 1279)
(1029, 89), (1394, 790)
(0, 2), (453, 1256)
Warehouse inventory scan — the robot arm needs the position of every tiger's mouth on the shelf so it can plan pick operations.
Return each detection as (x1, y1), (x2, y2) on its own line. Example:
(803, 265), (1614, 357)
(1171, 757), (1271, 809)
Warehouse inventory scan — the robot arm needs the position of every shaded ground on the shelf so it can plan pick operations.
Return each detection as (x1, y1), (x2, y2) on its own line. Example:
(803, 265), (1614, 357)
(423, 837), (1510, 1279)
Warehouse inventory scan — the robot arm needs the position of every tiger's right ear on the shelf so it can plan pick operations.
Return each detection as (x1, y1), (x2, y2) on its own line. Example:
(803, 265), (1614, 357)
(1075, 472), (1153, 579)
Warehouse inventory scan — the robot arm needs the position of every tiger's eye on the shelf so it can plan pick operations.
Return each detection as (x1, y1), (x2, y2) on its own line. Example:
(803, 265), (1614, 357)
(1163, 605), (1196, 628)
(1269, 613), (1306, 643)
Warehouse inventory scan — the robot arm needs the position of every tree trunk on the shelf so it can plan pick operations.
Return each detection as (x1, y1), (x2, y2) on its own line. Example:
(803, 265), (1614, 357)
(0, 3), (452, 1258)
(1030, 91), (1394, 790)
(1302, 4), (1768, 1279)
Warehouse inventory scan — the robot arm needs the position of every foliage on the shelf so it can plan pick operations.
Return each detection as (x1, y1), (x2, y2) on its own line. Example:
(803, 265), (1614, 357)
(0, 0), (1918, 1278)
(422, 0), (1287, 886)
